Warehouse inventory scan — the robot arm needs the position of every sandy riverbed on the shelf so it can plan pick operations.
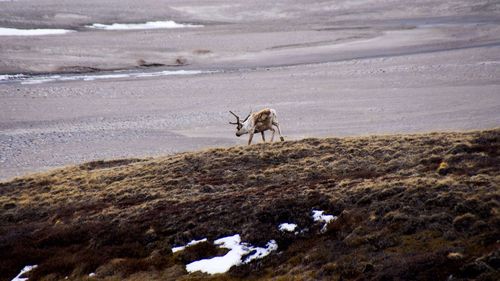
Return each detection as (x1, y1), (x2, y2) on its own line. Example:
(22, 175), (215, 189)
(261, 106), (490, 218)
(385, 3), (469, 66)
(0, 0), (499, 179)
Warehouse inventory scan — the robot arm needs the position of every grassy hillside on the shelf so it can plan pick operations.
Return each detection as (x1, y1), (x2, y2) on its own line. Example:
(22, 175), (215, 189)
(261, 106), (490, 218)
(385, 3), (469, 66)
(1, 129), (499, 281)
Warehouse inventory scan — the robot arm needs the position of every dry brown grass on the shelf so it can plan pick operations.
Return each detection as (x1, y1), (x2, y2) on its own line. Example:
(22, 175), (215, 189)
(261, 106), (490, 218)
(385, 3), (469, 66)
(1, 129), (499, 281)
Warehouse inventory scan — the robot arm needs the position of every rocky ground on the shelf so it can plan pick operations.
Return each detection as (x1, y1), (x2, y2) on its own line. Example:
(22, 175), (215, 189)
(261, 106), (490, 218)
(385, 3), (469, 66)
(1, 0), (499, 180)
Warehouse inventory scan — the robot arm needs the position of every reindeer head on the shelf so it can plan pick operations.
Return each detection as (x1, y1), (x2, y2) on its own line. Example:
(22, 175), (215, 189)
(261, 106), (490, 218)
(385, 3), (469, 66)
(229, 111), (251, 137)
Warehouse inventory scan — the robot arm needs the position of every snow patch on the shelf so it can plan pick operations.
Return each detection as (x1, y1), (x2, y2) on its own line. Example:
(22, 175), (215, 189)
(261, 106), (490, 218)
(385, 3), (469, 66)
(0, 74), (28, 81)
(278, 223), (298, 232)
(480, 61), (500, 65)
(172, 238), (208, 253)
(86, 20), (202, 30)
(186, 234), (277, 274)
(11, 265), (37, 281)
(22, 77), (60, 85)
(1, 70), (210, 85)
(244, 240), (278, 263)
(312, 210), (337, 233)
(0, 27), (74, 36)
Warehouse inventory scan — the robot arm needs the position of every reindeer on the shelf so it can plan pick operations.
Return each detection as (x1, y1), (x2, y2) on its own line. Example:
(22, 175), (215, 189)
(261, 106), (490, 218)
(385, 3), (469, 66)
(229, 108), (284, 145)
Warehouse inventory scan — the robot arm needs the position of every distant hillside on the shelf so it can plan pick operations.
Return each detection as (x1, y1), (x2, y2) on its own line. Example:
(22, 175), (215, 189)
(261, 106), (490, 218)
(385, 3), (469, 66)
(1, 129), (499, 281)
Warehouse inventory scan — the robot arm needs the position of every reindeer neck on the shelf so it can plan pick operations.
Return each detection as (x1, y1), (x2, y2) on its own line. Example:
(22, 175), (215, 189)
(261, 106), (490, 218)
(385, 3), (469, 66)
(242, 116), (255, 131)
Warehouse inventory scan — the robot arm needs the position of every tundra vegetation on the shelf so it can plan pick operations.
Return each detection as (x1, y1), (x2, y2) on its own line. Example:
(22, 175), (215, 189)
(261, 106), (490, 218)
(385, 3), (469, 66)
(0, 129), (499, 281)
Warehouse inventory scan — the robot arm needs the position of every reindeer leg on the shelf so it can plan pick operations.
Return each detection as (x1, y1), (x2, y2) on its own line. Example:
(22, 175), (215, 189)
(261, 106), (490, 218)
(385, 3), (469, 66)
(273, 122), (284, 142)
(248, 131), (254, 145)
(261, 131), (266, 143)
(270, 128), (275, 142)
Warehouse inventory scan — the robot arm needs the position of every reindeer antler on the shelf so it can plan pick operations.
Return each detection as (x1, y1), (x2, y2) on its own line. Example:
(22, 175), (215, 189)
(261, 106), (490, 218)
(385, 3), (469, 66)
(242, 110), (251, 122)
(229, 111), (240, 125)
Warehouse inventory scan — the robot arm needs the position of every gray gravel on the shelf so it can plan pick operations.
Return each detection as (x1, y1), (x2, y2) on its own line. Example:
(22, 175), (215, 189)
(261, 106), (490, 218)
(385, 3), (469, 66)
(1, 0), (499, 180)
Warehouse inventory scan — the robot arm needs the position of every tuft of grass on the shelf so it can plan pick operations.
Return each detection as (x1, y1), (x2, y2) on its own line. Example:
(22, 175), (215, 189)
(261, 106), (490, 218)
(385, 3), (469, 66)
(437, 161), (449, 175)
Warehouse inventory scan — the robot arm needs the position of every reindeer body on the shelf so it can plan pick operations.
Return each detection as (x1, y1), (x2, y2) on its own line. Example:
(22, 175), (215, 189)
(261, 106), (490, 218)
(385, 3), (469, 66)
(230, 108), (284, 145)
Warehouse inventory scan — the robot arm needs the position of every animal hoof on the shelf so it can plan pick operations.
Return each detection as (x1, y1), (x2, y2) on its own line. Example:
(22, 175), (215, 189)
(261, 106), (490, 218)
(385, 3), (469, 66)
(280, 137), (285, 142)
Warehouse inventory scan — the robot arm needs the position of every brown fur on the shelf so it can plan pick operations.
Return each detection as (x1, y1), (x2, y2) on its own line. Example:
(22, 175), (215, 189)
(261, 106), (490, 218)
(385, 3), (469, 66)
(252, 109), (273, 133)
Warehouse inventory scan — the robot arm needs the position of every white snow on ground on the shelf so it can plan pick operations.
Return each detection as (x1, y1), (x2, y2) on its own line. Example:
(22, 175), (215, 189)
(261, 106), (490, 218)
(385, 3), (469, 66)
(172, 238), (208, 253)
(0, 74), (28, 81)
(278, 223), (298, 232)
(312, 210), (337, 233)
(186, 234), (277, 274)
(11, 265), (37, 281)
(0, 27), (74, 36)
(244, 240), (278, 263)
(86, 20), (202, 30)
(0, 70), (210, 85)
